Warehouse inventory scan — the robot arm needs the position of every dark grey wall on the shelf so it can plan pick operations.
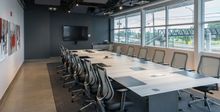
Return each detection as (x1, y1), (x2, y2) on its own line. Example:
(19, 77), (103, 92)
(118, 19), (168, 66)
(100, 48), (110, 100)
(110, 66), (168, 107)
(50, 12), (109, 57)
(25, 8), (50, 59)
(25, 7), (109, 59)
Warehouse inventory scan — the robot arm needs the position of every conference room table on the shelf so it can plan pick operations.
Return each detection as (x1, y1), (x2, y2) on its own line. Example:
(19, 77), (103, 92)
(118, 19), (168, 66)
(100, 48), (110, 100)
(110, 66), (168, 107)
(71, 49), (220, 112)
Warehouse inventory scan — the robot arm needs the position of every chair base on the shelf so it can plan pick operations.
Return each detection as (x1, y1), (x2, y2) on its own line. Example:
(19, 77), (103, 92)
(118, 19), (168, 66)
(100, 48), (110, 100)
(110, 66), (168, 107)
(178, 89), (192, 100)
(188, 95), (220, 112)
(79, 100), (96, 112)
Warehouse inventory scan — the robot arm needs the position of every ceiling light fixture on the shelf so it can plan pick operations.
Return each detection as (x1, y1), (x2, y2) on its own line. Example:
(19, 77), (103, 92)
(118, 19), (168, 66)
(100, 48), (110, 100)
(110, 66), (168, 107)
(119, 6), (123, 10)
(49, 7), (57, 11)
(49, 7), (53, 10)
(76, 3), (79, 6)
(53, 7), (57, 11)
(68, 10), (71, 13)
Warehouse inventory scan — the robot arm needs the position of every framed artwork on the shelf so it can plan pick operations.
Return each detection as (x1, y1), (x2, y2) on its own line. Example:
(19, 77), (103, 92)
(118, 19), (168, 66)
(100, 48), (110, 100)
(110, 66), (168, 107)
(0, 17), (20, 61)
(0, 19), (9, 61)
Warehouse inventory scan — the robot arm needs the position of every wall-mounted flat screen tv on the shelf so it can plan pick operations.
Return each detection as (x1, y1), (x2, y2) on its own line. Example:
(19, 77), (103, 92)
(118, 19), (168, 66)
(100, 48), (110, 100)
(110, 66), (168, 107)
(63, 25), (88, 41)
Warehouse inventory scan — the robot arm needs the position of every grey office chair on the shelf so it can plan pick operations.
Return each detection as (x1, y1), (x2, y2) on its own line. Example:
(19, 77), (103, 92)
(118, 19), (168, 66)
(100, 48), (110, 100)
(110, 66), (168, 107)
(57, 49), (71, 75)
(116, 46), (121, 55)
(79, 59), (99, 111)
(152, 49), (165, 64)
(188, 55), (220, 112)
(62, 54), (84, 88)
(171, 52), (188, 69)
(127, 46), (135, 57)
(170, 52), (189, 101)
(138, 48), (148, 59)
(108, 44), (114, 52)
(96, 65), (133, 112)
(56, 45), (65, 69)
(70, 57), (90, 102)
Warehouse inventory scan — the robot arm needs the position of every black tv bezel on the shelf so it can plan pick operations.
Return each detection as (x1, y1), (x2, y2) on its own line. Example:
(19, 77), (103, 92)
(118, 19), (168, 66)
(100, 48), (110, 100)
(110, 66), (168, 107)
(62, 25), (88, 41)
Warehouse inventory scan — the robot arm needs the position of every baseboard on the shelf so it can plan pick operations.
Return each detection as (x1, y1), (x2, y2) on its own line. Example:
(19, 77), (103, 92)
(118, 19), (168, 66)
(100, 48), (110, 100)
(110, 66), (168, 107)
(0, 64), (23, 109)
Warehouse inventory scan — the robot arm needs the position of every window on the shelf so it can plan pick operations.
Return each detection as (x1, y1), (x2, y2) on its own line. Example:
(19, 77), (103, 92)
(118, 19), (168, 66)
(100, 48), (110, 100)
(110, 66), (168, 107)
(203, 0), (220, 52)
(113, 17), (126, 43)
(145, 8), (166, 47)
(127, 13), (141, 45)
(168, 25), (194, 49)
(113, 13), (141, 45)
(113, 0), (194, 50)
(168, 4), (194, 25)
(168, 1), (194, 49)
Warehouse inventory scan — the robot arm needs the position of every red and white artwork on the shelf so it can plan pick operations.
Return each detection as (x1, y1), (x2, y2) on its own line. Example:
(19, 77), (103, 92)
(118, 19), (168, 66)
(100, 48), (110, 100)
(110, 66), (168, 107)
(0, 17), (20, 61)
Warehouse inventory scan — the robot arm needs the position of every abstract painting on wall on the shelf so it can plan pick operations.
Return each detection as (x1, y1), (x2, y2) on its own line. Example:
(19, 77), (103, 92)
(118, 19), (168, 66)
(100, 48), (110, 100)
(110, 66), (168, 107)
(0, 18), (9, 61)
(0, 17), (20, 61)
(8, 23), (17, 55)
(16, 25), (20, 49)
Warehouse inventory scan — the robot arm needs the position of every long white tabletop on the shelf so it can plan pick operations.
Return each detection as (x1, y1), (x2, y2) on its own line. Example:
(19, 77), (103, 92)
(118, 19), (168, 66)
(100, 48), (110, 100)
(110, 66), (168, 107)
(71, 49), (220, 97)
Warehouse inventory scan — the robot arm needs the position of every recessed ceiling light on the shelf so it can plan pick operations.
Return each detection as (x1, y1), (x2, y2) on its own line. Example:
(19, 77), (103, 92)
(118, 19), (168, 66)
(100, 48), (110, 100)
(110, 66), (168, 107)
(119, 6), (123, 10)
(49, 7), (53, 10)
(76, 3), (79, 6)
(68, 10), (71, 13)
(53, 8), (57, 11)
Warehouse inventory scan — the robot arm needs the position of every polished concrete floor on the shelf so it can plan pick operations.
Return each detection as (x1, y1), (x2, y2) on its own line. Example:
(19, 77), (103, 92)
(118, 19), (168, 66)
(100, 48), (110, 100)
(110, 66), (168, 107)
(0, 58), (220, 112)
(0, 59), (57, 112)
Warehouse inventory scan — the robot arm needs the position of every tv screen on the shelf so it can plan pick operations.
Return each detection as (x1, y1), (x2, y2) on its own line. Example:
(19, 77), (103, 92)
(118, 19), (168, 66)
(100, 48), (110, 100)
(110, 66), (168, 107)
(63, 26), (88, 41)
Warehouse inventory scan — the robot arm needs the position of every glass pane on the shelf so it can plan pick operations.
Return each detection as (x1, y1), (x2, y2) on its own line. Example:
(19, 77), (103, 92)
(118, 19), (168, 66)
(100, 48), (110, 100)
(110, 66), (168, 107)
(127, 13), (141, 27)
(118, 29), (126, 43)
(154, 9), (166, 26)
(145, 8), (165, 26)
(120, 18), (126, 28)
(114, 17), (126, 29)
(204, 22), (220, 52)
(114, 19), (120, 29)
(114, 30), (119, 42)
(145, 27), (166, 47)
(127, 28), (141, 45)
(146, 13), (153, 26)
(205, 0), (220, 22)
(168, 25), (194, 49)
(168, 2), (194, 24)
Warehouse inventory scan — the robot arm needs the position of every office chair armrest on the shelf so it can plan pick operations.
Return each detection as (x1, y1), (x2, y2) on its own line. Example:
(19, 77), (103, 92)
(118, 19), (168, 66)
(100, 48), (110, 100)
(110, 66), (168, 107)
(116, 88), (128, 93)
(145, 59), (151, 61)
(178, 68), (186, 70)
(185, 69), (195, 72)
(162, 63), (169, 66)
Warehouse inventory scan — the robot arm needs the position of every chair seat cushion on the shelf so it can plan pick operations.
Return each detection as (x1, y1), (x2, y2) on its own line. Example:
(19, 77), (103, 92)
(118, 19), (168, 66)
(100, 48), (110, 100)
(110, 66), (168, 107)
(194, 84), (217, 92)
(106, 101), (133, 111)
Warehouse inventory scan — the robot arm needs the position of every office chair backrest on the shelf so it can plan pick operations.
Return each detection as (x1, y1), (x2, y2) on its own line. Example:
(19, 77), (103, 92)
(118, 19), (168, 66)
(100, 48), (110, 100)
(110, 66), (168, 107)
(152, 49), (165, 64)
(75, 56), (84, 75)
(108, 44), (114, 51)
(116, 46), (121, 54)
(84, 59), (98, 88)
(197, 56), (220, 78)
(127, 46), (134, 57)
(138, 48), (147, 59)
(171, 52), (188, 69)
(96, 65), (114, 102)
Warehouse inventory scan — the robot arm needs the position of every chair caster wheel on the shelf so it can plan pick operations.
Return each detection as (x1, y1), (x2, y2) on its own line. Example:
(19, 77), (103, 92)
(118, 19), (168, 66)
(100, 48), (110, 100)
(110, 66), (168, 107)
(188, 104), (191, 107)
(178, 109), (183, 111)
(71, 99), (74, 103)
(178, 97), (181, 100)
